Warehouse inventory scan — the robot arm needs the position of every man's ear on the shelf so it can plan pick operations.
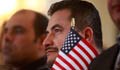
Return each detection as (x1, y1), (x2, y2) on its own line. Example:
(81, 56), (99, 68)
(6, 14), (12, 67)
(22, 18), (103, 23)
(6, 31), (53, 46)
(79, 27), (94, 42)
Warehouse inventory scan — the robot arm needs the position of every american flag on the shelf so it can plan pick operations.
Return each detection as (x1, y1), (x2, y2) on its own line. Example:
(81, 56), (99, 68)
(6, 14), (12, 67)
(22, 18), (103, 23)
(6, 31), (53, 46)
(51, 28), (99, 70)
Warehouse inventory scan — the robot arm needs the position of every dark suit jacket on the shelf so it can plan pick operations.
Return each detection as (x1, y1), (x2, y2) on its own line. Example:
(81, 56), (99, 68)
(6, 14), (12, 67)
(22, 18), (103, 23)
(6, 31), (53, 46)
(16, 56), (49, 70)
(89, 44), (120, 70)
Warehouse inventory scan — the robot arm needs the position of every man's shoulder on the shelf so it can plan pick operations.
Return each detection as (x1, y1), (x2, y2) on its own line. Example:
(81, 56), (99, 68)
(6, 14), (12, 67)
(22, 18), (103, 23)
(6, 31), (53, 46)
(89, 44), (120, 70)
(37, 64), (49, 70)
(101, 44), (119, 57)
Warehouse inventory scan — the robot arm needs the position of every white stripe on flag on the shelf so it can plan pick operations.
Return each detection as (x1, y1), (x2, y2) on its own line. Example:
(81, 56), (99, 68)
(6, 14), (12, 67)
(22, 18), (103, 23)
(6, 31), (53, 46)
(52, 63), (61, 70)
(74, 45), (91, 64)
(70, 51), (87, 70)
(59, 51), (80, 69)
(79, 41), (96, 58)
(55, 57), (71, 70)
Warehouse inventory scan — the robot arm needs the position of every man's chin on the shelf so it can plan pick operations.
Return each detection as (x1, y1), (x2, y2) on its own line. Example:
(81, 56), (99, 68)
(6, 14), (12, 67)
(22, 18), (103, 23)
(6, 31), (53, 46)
(47, 60), (54, 68)
(47, 53), (58, 68)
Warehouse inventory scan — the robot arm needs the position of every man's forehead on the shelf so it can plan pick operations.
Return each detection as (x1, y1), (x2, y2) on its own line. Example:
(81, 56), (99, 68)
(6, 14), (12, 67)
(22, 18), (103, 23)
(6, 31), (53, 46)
(47, 9), (71, 31)
(47, 20), (70, 32)
(5, 20), (32, 29)
(5, 22), (22, 29)
(6, 17), (34, 29)
(8, 12), (35, 24)
(47, 23), (62, 31)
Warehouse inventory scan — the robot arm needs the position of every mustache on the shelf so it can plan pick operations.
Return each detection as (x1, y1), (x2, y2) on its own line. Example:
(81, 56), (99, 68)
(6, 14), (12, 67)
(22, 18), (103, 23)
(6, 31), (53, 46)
(45, 47), (59, 52)
(2, 41), (12, 48)
(2, 43), (13, 54)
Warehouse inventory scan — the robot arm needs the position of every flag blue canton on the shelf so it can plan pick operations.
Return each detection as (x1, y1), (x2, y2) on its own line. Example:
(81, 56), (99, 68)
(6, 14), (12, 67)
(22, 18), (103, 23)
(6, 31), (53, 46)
(61, 28), (82, 54)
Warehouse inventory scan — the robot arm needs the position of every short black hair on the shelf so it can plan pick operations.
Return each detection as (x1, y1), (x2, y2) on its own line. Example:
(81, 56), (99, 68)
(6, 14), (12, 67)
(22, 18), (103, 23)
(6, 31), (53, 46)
(48, 0), (103, 51)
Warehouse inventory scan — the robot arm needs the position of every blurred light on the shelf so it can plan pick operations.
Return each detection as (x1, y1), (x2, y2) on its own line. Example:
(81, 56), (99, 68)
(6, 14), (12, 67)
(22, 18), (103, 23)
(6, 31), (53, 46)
(24, 0), (47, 13)
(25, 0), (38, 7)
(0, 0), (17, 16)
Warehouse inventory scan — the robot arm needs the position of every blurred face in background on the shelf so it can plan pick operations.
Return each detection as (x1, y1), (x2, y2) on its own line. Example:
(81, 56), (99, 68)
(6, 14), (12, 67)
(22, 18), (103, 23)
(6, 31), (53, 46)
(1, 12), (41, 66)
(108, 0), (120, 29)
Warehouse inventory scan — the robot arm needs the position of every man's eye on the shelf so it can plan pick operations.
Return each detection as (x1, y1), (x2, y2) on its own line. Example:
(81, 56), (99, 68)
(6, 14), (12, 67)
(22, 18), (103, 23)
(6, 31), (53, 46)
(13, 28), (24, 34)
(54, 28), (62, 33)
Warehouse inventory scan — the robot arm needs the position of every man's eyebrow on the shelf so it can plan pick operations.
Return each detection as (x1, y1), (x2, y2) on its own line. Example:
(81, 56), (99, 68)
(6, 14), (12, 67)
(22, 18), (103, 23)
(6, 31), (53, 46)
(12, 25), (24, 30)
(2, 25), (24, 34)
(51, 24), (63, 30)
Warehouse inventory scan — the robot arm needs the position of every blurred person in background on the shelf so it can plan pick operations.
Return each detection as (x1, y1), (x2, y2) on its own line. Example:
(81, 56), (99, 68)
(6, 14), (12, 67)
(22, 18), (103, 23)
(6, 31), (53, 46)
(0, 22), (11, 70)
(1, 9), (49, 70)
(89, 0), (120, 70)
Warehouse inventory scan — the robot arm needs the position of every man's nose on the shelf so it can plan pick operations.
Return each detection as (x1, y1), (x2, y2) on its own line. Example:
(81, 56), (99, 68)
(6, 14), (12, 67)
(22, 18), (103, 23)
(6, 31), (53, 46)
(43, 33), (54, 48)
(3, 32), (13, 44)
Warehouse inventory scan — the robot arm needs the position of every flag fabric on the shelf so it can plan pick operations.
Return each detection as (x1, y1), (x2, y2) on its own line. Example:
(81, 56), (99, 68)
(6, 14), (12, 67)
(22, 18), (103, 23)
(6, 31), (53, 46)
(51, 28), (99, 70)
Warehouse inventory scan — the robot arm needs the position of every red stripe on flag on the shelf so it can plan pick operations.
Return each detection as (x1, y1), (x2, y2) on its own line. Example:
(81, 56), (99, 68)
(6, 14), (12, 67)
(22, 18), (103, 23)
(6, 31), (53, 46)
(68, 53), (83, 70)
(77, 43), (93, 61)
(82, 39), (99, 56)
(57, 55), (75, 70)
(72, 48), (89, 67)
(53, 61), (66, 70)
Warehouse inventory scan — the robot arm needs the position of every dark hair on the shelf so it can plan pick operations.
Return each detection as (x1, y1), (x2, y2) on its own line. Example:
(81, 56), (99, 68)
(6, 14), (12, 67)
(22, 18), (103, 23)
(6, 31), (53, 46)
(13, 9), (48, 40)
(48, 0), (102, 51)
(34, 12), (48, 39)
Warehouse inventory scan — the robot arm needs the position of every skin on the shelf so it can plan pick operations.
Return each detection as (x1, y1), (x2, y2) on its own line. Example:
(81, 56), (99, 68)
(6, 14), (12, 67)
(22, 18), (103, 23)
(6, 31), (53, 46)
(43, 9), (71, 67)
(1, 12), (44, 67)
(43, 8), (98, 68)
(108, 0), (120, 29)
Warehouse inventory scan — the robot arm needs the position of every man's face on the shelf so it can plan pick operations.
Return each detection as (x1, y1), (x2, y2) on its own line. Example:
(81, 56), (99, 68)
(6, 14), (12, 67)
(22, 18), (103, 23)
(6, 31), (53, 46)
(108, 0), (120, 29)
(1, 13), (40, 65)
(43, 9), (71, 67)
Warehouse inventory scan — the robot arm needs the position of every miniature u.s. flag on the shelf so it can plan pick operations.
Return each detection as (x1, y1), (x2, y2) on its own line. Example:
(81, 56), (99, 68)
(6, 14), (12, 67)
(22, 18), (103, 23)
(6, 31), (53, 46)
(51, 28), (99, 70)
